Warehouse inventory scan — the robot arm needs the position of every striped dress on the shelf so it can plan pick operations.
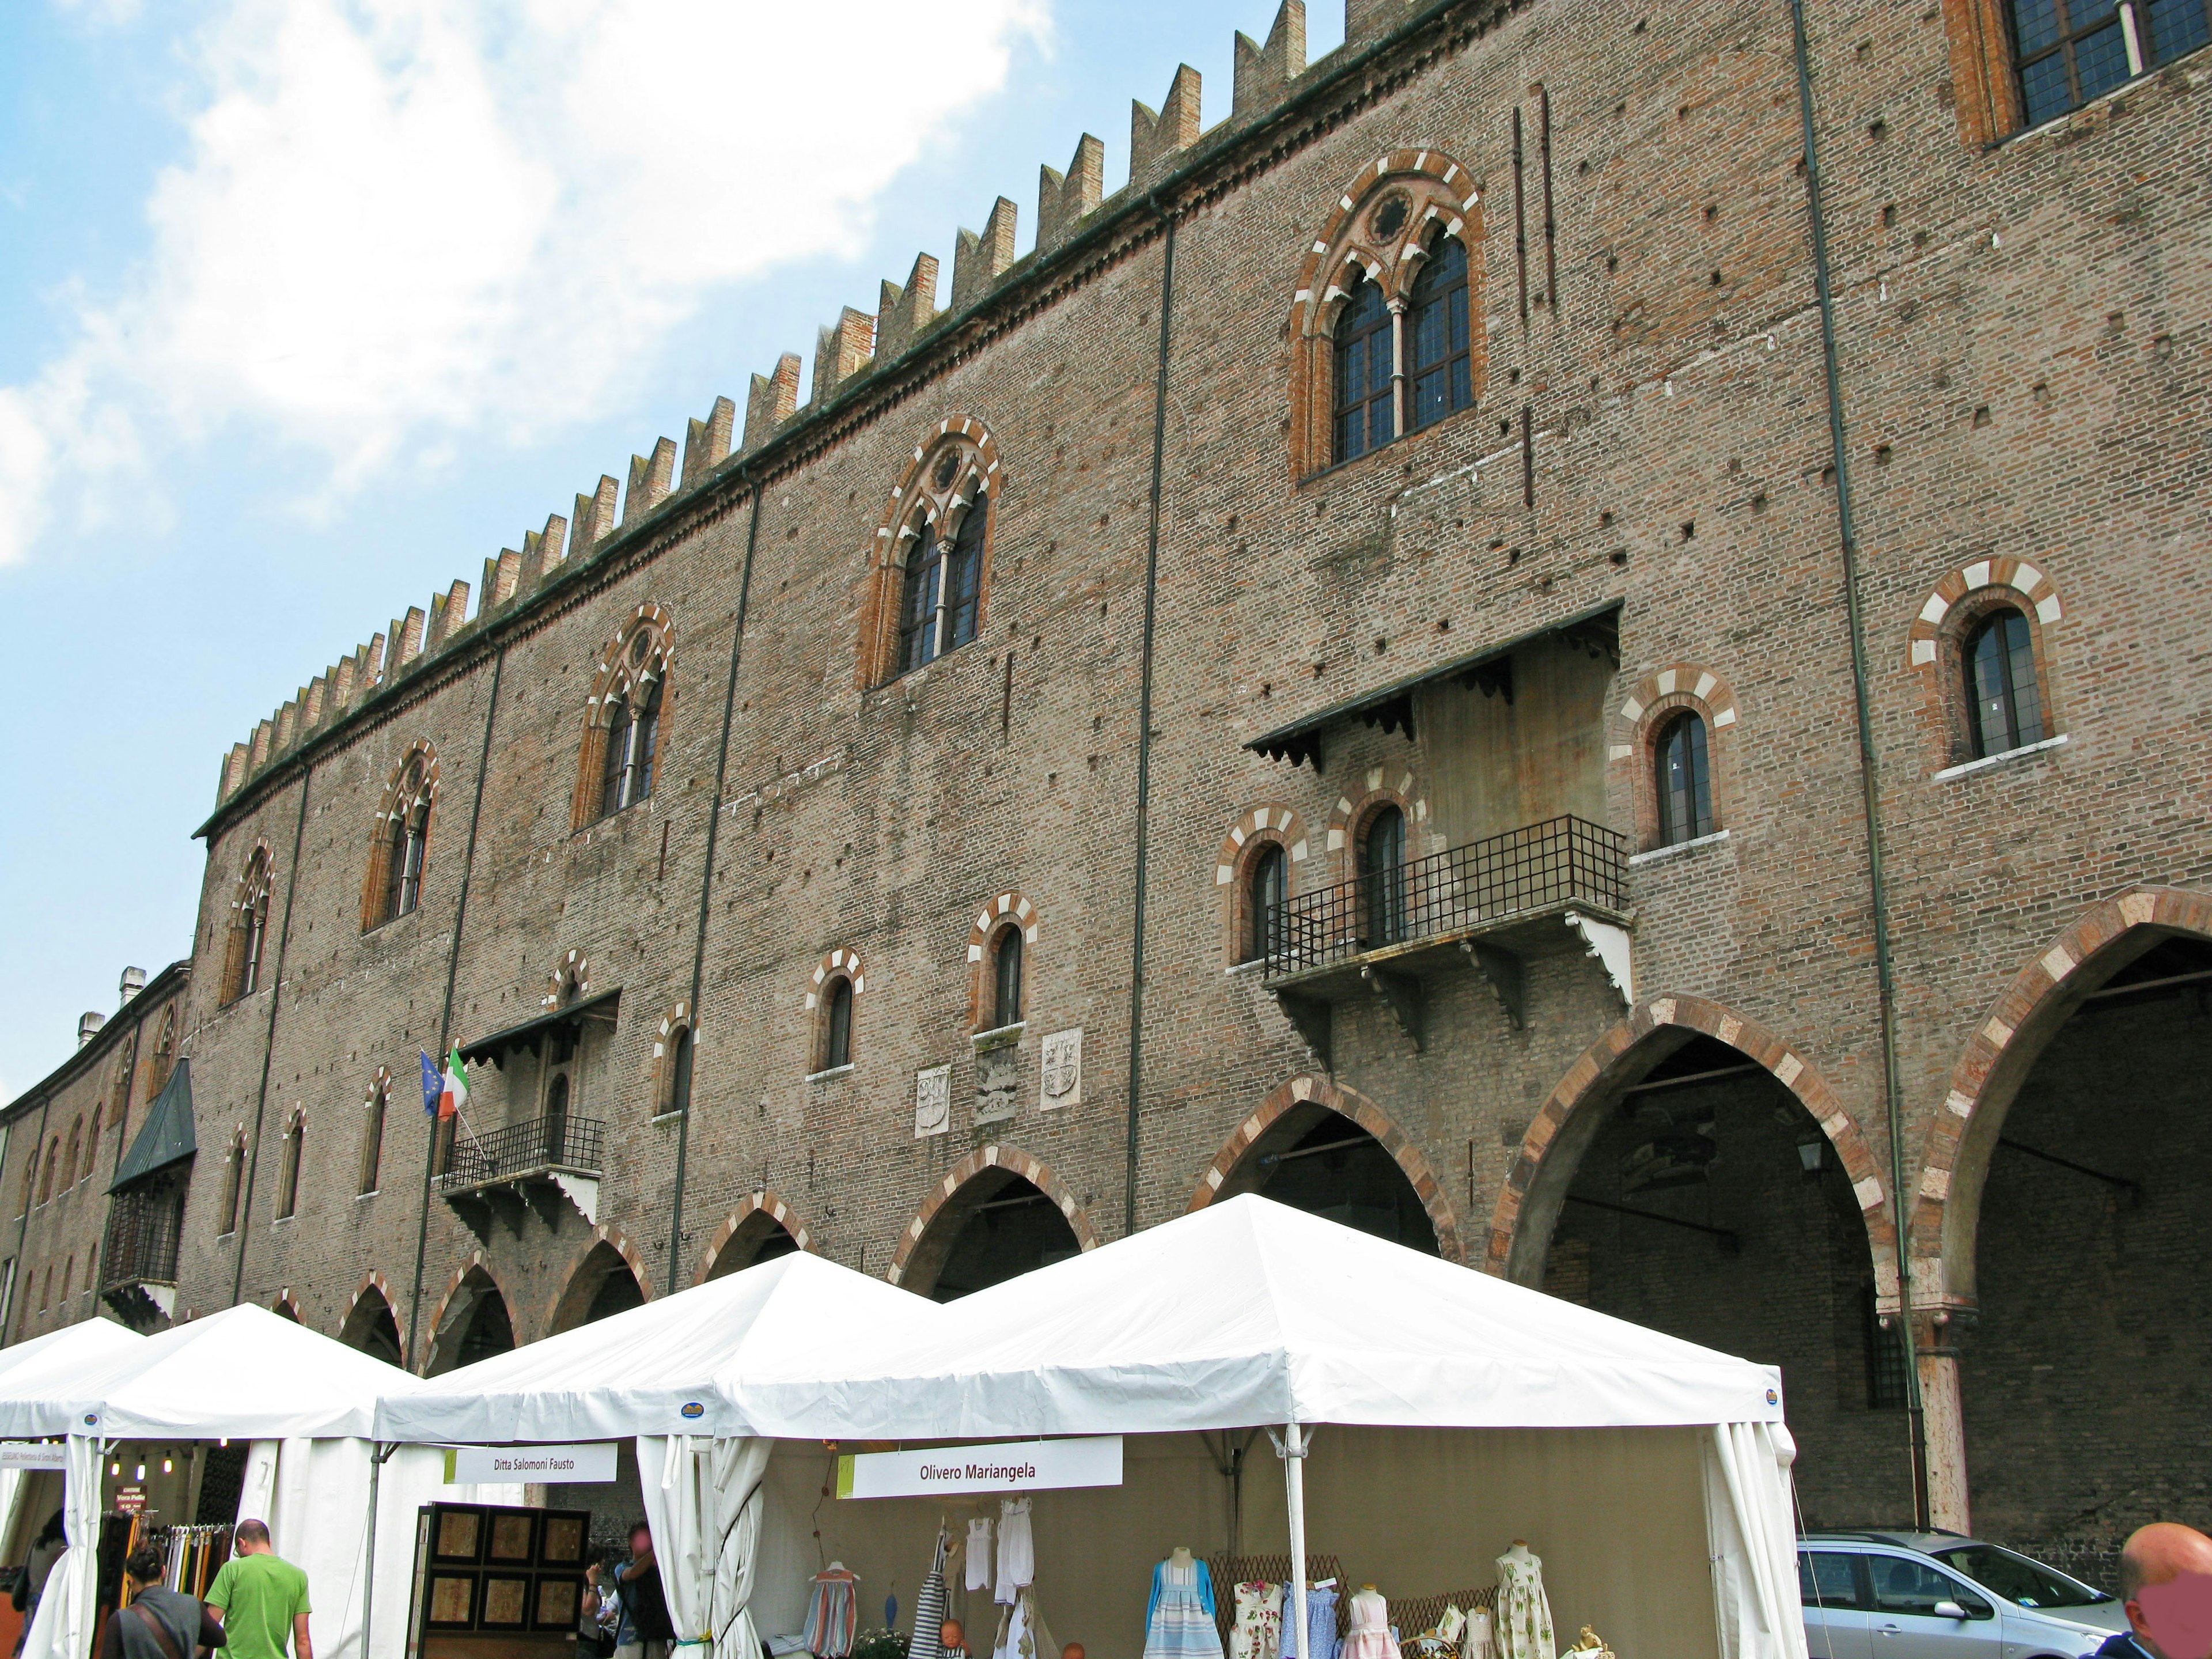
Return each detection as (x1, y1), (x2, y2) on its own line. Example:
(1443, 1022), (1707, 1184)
(1143, 1559), (1225, 1659)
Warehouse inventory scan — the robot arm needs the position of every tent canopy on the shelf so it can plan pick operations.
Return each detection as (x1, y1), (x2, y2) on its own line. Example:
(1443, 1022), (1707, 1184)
(730, 1195), (1786, 1440)
(0, 1302), (415, 1440)
(0, 1319), (142, 1395)
(373, 1249), (939, 1444)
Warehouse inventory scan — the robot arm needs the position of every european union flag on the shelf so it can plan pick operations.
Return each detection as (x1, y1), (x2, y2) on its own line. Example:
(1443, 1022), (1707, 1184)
(421, 1050), (443, 1116)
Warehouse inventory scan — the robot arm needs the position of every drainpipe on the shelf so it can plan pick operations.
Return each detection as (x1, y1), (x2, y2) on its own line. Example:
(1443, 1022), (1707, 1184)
(230, 765), (316, 1309)
(1786, 0), (1930, 1526)
(404, 645), (507, 1369)
(1124, 194), (1179, 1238)
(666, 471), (767, 1287)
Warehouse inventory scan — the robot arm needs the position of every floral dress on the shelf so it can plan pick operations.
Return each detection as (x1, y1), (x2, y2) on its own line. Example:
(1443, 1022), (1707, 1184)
(1230, 1581), (1283, 1659)
(1493, 1552), (1554, 1659)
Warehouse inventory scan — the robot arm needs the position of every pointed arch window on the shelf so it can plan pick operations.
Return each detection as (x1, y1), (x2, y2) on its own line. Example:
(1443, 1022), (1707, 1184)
(224, 851), (273, 1005)
(1332, 271), (1395, 464)
(147, 1007), (175, 1097)
(600, 675), (662, 817)
(666, 1025), (695, 1116)
(358, 1081), (387, 1196)
(218, 1134), (245, 1236)
(275, 1111), (304, 1221)
(1359, 805), (1408, 946)
(1965, 608), (2045, 757)
(382, 761), (431, 922)
(1406, 233), (1474, 432)
(1245, 843), (1288, 965)
(84, 1109), (101, 1185)
(1655, 713), (1714, 846)
(898, 491), (989, 675)
(59, 1121), (80, 1194)
(20, 1148), (37, 1217)
(991, 927), (1024, 1029)
(38, 1140), (58, 1206)
(821, 978), (854, 1072)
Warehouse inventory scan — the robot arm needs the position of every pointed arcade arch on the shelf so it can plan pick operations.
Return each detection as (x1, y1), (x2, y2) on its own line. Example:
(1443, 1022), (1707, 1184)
(547, 1228), (652, 1334)
(339, 1274), (406, 1367)
(696, 1191), (811, 1284)
(1187, 1075), (1460, 1262)
(887, 1146), (1099, 1301)
(425, 1257), (518, 1376)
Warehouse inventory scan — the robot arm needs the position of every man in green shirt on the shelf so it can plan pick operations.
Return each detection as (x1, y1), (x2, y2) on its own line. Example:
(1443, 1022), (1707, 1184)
(206, 1521), (313, 1659)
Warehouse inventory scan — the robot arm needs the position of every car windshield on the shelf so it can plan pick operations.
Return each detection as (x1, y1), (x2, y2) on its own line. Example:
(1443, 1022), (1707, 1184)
(1931, 1543), (2113, 1609)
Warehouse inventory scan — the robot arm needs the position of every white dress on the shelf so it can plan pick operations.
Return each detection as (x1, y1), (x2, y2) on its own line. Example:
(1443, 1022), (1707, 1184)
(967, 1518), (995, 1593)
(995, 1498), (1033, 1605)
(1493, 1551), (1554, 1659)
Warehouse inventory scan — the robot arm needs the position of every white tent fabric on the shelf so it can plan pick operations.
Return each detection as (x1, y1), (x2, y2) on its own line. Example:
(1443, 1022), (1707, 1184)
(0, 1321), (142, 1392)
(731, 1195), (1787, 1438)
(18, 1436), (99, 1659)
(1704, 1422), (1811, 1659)
(0, 1304), (416, 1440)
(634, 1437), (771, 1659)
(373, 1252), (938, 1444)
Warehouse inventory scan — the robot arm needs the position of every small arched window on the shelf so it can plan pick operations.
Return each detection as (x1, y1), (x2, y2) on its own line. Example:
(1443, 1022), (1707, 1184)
(666, 1026), (695, 1116)
(1965, 608), (2044, 758)
(38, 1139), (58, 1205)
(822, 978), (854, 1071)
(20, 1148), (37, 1217)
(358, 1082), (387, 1196)
(1655, 713), (1714, 846)
(1333, 271), (1395, 465)
(991, 927), (1024, 1029)
(275, 1112), (303, 1221)
(1245, 843), (1288, 965)
(1359, 805), (1408, 946)
(599, 675), (662, 818)
(898, 492), (990, 675)
(218, 1133), (245, 1236)
(59, 1121), (79, 1194)
(1406, 233), (1473, 433)
(84, 1109), (101, 1184)
(147, 1007), (175, 1097)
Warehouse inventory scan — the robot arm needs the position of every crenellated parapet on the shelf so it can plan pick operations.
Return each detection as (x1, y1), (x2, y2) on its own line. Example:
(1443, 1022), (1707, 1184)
(209, 2), (1433, 822)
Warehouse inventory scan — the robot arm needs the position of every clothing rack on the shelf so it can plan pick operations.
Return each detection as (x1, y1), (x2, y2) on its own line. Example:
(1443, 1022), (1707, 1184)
(1203, 1556), (1346, 1645)
(161, 1525), (231, 1597)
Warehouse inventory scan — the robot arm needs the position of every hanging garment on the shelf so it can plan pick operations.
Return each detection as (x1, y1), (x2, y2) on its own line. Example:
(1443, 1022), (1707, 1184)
(1339, 1589), (1399, 1659)
(1459, 1609), (1497, 1659)
(992, 1586), (1055, 1659)
(967, 1518), (995, 1594)
(1493, 1552), (1554, 1659)
(912, 1532), (950, 1659)
(1143, 1558), (1224, 1659)
(1229, 1582), (1282, 1659)
(804, 1567), (861, 1659)
(994, 1499), (1034, 1605)
(1279, 1581), (1339, 1659)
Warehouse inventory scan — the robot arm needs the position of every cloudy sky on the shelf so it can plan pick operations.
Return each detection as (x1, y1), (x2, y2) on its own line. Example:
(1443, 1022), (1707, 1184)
(0, 0), (1347, 1096)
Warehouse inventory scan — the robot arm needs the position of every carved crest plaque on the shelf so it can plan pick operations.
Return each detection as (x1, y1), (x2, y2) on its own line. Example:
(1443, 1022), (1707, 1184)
(1040, 1027), (1082, 1110)
(914, 1063), (950, 1138)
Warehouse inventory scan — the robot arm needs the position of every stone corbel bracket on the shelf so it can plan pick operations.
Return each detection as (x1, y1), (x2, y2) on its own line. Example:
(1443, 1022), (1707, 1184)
(1565, 910), (1635, 1007)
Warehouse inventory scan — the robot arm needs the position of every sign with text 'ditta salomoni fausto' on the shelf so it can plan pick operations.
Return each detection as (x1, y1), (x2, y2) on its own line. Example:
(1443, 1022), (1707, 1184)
(444, 1442), (619, 1484)
(836, 1437), (1122, 1499)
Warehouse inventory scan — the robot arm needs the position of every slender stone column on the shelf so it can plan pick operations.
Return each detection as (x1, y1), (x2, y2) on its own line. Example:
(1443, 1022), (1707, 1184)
(1916, 1310), (1975, 1533)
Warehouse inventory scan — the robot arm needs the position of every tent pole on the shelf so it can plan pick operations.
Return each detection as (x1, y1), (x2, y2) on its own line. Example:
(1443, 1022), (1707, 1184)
(1282, 1424), (1309, 1659)
(362, 1445), (385, 1659)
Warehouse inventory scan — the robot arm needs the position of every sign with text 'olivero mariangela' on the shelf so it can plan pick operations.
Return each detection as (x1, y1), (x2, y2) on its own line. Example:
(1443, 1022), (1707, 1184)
(444, 1442), (619, 1484)
(837, 1437), (1122, 1499)
(0, 1443), (67, 1471)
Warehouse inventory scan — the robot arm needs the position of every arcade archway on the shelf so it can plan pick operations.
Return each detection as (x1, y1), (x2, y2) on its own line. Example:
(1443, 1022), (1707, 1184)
(427, 1266), (516, 1376)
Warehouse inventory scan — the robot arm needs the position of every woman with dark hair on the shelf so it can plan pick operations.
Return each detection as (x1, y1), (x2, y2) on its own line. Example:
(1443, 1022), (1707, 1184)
(99, 1543), (224, 1659)
(12, 1512), (66, 1658)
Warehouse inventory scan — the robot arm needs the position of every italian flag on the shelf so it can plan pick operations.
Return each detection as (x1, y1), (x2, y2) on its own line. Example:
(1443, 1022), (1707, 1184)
(439, 1046), (469, 1120)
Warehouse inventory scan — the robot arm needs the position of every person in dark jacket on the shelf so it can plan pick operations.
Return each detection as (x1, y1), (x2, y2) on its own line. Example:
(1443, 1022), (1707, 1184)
(612, 1523), (674, 1659)
(100, 1544), (225, 1659)
(2093, 1522), (2212, 1659)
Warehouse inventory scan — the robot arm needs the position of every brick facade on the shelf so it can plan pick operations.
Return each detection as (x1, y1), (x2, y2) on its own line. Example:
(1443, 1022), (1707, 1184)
(7, 0), (2210, 1578)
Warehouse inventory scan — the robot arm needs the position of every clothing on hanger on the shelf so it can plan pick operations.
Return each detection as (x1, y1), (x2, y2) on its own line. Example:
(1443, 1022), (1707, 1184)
(1142, 1557), (1223, 1659)
(993, 1586), (1054, 1659)
(1493, 1550), (1554, 1659)
(1278, 1580), (1339, 1659)
(804, 1566), (861, 1659)
(967, 1518), (995, 1594)
(1229, 1582), (1282, 1659)
(994, 1499), (1034, 1606)
(1339, 1588), (1399, 1659)
(1460, 1608), (1496, 1659)
(911, 1531), (950, 1659)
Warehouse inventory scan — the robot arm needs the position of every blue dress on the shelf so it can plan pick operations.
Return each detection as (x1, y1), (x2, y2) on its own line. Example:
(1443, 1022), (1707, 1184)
(1144, 1559), (1225, 1659)
(1279, 1582), (1340, 1659)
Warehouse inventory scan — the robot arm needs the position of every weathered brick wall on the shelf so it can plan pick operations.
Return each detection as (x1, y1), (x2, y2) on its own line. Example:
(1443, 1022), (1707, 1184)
(5, 0), (2207, 1560)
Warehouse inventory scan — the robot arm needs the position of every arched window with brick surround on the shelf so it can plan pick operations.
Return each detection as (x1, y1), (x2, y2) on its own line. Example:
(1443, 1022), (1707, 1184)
(1654, 712), (1714, 847)
(1965, 608), (2046, 759)
(18, 1147), (36, 1217)
(990, 924), (1024, 1030)
(364, 747), (437, 930)
(863, 419), (1001, 688)
(218, 1130), (245, 1235)
(275, 1108), (304, 1221)
(222, 849), (274, 1005)
(38, 1139), (58, 1206)
(1359, 805), (1408, 948)
(822, 979), (853, 1071)
(806, 946), (865, 1075)
(84, 1109), (101, 1185)
(1247, 844), (1288, 965)
(146, 1006), (175, 1097)
(1289, 151), (1484, 479)
(574, 607), (674, 828)
(358, 1074), (388, 1195)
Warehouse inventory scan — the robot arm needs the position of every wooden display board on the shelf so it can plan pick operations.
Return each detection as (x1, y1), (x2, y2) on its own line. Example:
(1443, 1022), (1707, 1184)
(410, 1503), (592, 1659)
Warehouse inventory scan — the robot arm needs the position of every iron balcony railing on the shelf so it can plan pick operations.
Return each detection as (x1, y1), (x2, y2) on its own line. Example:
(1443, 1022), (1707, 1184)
(101, 1188), (183, 1290)
(435, 1111), (605, 1191)
(1264, 813), (1628, 978)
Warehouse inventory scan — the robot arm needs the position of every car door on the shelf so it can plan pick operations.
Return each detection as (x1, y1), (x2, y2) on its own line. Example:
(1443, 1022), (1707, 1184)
(1800, 1550), (1874, 1659)
(1861, 1551), (2007, 1658)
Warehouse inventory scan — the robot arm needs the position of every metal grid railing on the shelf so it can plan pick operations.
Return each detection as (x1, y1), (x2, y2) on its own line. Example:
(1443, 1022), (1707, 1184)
(434, 1111), (605, 1191)
(101, 1188), (183, 1289)
(1265, 814), (1627, 977)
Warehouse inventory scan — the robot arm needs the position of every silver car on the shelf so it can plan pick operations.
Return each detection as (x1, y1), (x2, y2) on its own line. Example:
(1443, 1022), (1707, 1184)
(1798, 1531), (2130, 1657)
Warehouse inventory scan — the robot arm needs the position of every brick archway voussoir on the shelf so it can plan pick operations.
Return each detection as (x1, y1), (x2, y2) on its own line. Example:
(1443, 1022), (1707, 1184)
(1486, 994), (1892, 1289)
(886, 1145), (1100, 1287)
(543, 1223), (654, 1338)
(695, 1188), (815, 1284)
(1186, 1075), (1466, 1264)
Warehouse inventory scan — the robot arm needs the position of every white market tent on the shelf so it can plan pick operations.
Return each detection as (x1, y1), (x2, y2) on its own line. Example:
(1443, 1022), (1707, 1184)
(379, 1198), (1807, 1659)
(0, 1304), (516, 1659)
(0, 1320), (147, 1616)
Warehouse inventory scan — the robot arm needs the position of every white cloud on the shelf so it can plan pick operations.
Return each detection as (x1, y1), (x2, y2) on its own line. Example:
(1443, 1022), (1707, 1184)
(0, 0), (1047, 563)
